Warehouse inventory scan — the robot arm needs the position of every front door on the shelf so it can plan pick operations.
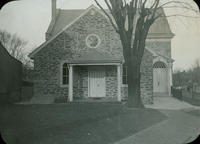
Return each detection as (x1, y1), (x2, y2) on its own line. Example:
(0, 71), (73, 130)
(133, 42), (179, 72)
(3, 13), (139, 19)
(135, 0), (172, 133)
(153, 67), (168, 95)
(88, 66), (106, 98)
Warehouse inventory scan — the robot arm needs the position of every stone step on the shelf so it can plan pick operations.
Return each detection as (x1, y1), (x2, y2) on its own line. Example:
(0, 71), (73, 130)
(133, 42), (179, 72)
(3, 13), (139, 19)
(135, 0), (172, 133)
(28, 95), (55, 104)
(154, 92), (169, 97)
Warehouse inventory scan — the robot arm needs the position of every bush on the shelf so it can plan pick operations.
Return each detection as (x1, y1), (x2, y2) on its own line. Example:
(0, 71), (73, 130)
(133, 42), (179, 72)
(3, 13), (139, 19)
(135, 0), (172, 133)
(172, 87), (183, 100)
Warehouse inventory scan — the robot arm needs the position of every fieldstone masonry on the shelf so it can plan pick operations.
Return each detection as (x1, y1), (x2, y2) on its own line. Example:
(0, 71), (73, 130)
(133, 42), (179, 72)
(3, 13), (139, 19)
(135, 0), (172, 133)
(32, 7), (172, 104)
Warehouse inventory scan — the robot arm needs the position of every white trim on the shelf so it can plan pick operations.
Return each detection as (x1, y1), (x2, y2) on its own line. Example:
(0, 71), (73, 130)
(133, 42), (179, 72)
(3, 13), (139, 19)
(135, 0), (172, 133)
(146, 35), (174, 39)
(29, 5), (109, 58)
(122, 84), (128, 87)
(117, 65), (122, 102)
(60, 84), (69, 88)
(70, 63), (121, 66)
(68, 65), (73, 102)
(146, 38), (171, 42)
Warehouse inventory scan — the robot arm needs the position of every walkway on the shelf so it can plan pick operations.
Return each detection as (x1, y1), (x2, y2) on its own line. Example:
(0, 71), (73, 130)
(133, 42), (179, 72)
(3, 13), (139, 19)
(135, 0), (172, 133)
(113, 97), (200, 144)
(145, 96), (198, 110)
(114, 110), (200, 144)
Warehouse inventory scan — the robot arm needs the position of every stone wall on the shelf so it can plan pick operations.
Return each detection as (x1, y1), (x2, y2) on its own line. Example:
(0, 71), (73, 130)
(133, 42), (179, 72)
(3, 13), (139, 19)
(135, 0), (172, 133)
(33, 7), (170, 104)
(140, 49), (154, 104)
(121, 49), (154, 104)
(105, 66), (118, 100)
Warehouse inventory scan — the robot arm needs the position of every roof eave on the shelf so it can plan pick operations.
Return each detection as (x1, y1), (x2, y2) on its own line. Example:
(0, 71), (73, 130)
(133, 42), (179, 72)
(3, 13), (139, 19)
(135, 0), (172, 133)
(68, 60), (123, 64)
(147, 33), (175, 39)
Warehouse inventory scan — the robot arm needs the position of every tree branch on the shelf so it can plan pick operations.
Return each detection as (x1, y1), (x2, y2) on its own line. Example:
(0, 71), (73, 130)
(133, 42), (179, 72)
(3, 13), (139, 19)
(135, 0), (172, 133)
(94, 0), (119, 33)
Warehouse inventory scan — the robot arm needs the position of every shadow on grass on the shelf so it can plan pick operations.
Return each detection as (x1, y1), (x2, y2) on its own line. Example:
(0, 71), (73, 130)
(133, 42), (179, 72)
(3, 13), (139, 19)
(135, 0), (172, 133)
(0, 104), (167, 144)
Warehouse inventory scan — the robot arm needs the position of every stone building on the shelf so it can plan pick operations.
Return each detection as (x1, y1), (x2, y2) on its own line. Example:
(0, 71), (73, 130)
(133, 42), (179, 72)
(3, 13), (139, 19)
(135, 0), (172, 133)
(29, 0), (174, 104)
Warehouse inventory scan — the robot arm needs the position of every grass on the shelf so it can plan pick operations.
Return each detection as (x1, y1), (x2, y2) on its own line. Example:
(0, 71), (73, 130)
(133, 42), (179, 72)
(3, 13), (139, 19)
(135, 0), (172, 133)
(173, 91), (200, 106)
(183, 97), (200, 106)
(183, 108), (200, 120)
(0, 103), (166, 144)
(181, 91), (200, 106)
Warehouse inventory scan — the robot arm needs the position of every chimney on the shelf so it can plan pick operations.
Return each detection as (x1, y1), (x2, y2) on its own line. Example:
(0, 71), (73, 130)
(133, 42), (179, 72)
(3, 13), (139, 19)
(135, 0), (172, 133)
(52, 0), (57, 22)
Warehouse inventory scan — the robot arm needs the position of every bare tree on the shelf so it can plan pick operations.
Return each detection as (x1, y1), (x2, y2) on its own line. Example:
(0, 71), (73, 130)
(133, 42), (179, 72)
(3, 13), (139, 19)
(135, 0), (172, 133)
(94, 0), (195, 107)
(192, 58), (200, 84)
(173, 58), (200, 88)
(0, 30), (32, 67)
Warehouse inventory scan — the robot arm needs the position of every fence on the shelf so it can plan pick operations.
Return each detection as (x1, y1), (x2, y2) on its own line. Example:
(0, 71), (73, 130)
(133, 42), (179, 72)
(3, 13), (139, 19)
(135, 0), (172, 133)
(172, 86), (200, 106)
(171, 87), (183, 100)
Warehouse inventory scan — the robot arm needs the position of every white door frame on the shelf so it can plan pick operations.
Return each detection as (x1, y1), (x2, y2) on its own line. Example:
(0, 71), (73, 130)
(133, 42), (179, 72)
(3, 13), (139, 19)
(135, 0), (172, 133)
(88, 66), (106, 98)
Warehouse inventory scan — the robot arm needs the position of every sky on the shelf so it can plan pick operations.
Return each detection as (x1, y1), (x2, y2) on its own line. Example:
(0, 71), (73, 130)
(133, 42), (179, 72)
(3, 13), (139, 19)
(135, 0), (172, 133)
(0, 0), (200, 70)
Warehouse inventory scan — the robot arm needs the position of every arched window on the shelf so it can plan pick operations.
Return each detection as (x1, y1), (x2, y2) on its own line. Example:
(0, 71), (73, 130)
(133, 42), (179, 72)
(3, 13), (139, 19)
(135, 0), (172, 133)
(62, 63), (69, 85)
(153, 61), (166, 68)
(122, 65), (128, 84)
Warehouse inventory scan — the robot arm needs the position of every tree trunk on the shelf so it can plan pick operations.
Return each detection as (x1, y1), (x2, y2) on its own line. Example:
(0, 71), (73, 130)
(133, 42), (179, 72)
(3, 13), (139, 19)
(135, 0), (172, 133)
(127, 58), (144, 108)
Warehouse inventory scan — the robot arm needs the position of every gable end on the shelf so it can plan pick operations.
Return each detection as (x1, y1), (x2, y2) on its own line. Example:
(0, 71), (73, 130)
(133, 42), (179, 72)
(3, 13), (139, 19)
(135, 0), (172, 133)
(29, 5), (110, 58)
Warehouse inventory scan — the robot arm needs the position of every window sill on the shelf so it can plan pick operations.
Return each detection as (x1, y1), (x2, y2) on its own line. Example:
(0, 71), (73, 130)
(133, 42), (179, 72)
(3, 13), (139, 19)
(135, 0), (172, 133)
(60, 85), (69, 88)
(122, 84), (128, 87)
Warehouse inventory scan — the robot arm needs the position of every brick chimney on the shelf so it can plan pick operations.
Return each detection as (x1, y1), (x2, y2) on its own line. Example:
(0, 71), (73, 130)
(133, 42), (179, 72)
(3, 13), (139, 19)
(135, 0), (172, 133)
(46, 0), (57, 40)
(52, 0), (57, 22)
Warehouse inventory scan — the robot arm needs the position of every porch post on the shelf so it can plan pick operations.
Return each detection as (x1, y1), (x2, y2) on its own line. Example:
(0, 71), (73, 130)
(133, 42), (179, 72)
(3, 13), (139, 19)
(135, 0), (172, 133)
(168, 63), (173, 96)
(68, 65), (73, 102)
(117, 64), (121, 102)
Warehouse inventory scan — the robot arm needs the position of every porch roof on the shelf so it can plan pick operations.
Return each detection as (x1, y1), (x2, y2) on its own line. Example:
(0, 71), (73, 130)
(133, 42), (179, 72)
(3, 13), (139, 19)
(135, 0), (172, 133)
(68, 49), (123, 64)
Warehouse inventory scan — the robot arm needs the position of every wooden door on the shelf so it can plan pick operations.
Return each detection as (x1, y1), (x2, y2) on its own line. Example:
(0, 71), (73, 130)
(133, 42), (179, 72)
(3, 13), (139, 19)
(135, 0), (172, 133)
(153, 62), (168, 96)
(88, 66), (106, 98)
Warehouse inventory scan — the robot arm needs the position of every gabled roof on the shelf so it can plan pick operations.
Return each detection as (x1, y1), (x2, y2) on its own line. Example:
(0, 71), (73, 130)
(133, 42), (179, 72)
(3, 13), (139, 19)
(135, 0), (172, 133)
(47, 9), (84, 37)
(146, 47), (174, 62)
(29, 5), (174, 58)
(48, 6), (173, 39)
(69, 49), (122, 64)
(29, 5), (102, 58)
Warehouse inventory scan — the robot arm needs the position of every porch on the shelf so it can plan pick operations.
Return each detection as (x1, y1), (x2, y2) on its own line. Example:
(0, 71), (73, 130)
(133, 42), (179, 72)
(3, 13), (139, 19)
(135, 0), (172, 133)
(64, 49), (123, 102)
(67, 64), (122, 102)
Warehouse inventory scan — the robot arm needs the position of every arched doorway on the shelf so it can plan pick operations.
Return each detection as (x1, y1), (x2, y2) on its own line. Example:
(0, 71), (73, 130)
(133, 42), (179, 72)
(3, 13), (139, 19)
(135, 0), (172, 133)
(153, 61), (168, 96)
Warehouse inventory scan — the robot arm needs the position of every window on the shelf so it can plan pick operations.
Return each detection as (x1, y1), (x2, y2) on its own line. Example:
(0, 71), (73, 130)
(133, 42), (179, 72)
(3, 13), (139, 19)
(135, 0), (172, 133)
(123, 65), (128, 84)
(153, 61), (166, 68)
(62, 63), (69, 85)
(86, 34), (101, 48)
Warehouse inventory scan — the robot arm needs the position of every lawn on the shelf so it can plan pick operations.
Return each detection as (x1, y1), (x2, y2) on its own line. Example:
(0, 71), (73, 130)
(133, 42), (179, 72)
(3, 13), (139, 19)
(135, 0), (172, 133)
(184, 109), (200, 117)
(183, 97), (200, 106)
(0, 103), (166, 144)
(182, 91), (200, 106)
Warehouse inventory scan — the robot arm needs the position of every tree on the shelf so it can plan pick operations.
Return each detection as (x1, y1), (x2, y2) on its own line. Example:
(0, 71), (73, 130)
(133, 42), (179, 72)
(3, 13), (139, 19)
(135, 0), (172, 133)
(94, 0), (195, 107)
(0, 30), (32, 67)
(192, 58), (200, 84)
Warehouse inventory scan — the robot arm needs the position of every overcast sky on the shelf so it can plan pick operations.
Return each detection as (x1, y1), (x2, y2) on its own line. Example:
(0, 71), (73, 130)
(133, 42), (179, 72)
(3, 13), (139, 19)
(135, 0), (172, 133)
(0, 0), (200, 70)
